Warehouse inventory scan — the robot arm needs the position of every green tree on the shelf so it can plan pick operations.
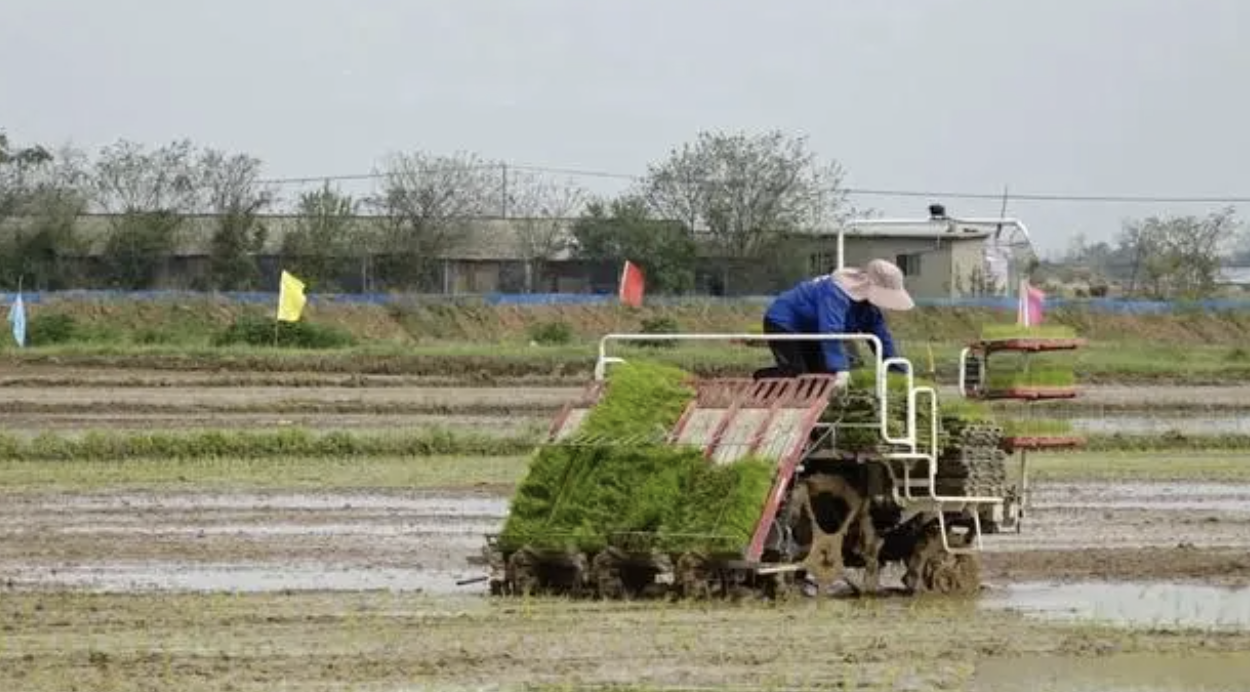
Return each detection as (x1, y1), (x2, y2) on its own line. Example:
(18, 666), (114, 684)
(90, 139), (201, 289)
(0, 130), (53, 223)
(280, 181), (362, 291)
(1119, 207), (1240, 299)
(200, 148), (273, 290)
(0, 135), (88, 289)
(571, 194), (696, 294)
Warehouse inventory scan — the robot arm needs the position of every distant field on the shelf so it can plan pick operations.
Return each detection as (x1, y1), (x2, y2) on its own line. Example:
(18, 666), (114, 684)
(5, 295), (1250, 384)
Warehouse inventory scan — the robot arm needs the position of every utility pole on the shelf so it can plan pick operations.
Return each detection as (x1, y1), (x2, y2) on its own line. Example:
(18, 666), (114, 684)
(500, 163), (508, 218)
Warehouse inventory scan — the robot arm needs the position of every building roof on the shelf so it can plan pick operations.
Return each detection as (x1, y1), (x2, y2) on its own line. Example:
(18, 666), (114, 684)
(809, 220), (995, 240)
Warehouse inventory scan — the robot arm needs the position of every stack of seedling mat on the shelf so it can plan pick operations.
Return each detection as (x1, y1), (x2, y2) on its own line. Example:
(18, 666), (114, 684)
(825, 368), (945, 453)
(933, 399), (1010, 498)
(823, 368), (1011, 497)
(980, 324), (1081, 398)
(497, 360), (775, 557)
(977, 323), (1085, 452)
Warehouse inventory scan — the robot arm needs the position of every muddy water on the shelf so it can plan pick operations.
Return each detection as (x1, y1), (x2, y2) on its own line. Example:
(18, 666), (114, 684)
(983, 580), (1250, 631)
(1031, 481), (1250, 514)
(4, 562), (478, 594)
(0, 489), (509, 595)
(971, 653), (1250, 692)
(4, 480), (1250, 599)
(1071, 415), (1250, 434)
(984, 480), (1250, 552)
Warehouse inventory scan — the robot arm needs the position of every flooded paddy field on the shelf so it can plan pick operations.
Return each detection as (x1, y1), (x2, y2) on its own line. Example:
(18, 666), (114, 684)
(3, 479), (1249, 595)
(2, 471), (1250, 690)
(1, 370), (1249, 689)
(3, 378), (1250, 435)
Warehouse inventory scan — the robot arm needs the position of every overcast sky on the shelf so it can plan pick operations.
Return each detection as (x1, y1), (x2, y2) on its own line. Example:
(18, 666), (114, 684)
(3, 0), (1247, 256)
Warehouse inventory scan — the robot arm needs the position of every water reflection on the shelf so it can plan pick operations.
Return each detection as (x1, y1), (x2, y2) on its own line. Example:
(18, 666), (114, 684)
(981, 580), (1250, 631)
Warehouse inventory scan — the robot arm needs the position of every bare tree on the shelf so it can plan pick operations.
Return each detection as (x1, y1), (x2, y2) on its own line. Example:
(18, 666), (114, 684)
(200, 148), (275, 289)
(90, 139), (202, 288)
(91, 139), (202, 214)
(368, 150), (501, 290)
(506, 170), (589, 291)
(1118, 207), (1240, 299)
(640, 129), (849, 258)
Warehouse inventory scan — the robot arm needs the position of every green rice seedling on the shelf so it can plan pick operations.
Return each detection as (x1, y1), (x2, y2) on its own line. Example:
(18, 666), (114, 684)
(984, 351), (1077, 391)
(497, 360), (699, 552)
(940, 398), (995, 422)
(832, 368), (949, 451)
(497, 359), (785, 555)
(986, 366), (1077, 391)
(659, 456), (776, 553)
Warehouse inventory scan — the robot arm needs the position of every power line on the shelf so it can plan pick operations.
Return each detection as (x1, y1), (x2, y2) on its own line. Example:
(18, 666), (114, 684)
(845, 187), (1250, 204)
(256, 163), (1250, 205)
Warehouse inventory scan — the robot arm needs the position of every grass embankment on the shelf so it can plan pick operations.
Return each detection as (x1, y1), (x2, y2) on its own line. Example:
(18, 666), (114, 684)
(3, 592), (1246, 692)
(2, 430), (1249, 492)
(6, 295), (1250, 384)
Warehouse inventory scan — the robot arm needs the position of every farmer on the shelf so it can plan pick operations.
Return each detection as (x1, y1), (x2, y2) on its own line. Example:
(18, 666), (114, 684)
(761, 258), (914, 385)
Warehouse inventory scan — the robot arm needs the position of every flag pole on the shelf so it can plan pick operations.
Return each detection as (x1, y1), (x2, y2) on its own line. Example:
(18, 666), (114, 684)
(273, 275), (280, 348)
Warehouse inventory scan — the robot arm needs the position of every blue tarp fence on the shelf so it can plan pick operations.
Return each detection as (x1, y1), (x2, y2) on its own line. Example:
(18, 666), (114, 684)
(2, 290), (1250, 314)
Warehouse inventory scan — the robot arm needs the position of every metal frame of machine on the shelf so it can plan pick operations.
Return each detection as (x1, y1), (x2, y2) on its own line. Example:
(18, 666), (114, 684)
(958, 333), (1087, 533)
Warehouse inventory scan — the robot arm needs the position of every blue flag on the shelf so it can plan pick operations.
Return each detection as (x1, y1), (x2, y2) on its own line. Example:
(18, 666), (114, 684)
(8, 294), (26, 348)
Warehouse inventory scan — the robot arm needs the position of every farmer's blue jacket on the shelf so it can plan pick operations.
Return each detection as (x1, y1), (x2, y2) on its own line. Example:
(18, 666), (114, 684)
(764, 275), (899, 371)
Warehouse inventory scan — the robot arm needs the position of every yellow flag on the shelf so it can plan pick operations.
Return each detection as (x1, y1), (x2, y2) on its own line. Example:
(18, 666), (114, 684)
(277, 270), (307, 322)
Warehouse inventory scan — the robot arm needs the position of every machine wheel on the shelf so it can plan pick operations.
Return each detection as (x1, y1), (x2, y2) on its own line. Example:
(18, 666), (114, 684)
(904, 522), (981, 595)
(566, 551), (592, 598)
(592, 548), (628, 599)
(507, 547), (541, 596)
(791, 473), (866, 593)
(674, 551), (714, 600)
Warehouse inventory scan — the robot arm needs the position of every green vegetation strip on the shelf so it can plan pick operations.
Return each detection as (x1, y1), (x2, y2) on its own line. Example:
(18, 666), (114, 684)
(0, 428), (535, 461)
(0, 426), (1248, 465)
(1030, 450), (1250, 483)
(0, 455), (529, 492)
(8, 340), (1250, 384)
(3, 449), (1248, 493)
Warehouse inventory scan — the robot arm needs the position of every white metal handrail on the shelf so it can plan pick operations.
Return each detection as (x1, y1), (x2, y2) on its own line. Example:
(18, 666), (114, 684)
(881, 356), (915, 448)
(957, 346), (985, 398)
(594, 332), (913, 447)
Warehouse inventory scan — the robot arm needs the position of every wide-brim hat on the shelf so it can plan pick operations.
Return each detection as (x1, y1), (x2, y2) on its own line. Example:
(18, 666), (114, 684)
(832, 258), (915, 311)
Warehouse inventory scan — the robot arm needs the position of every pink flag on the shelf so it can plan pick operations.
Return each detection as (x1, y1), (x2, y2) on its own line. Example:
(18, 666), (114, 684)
(1017, 279), (1045, 326)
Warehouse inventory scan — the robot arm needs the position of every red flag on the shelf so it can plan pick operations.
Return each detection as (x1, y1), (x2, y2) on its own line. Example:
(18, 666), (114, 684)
(1017, 279), (1045, 326)
(619, 260), (645, 308)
